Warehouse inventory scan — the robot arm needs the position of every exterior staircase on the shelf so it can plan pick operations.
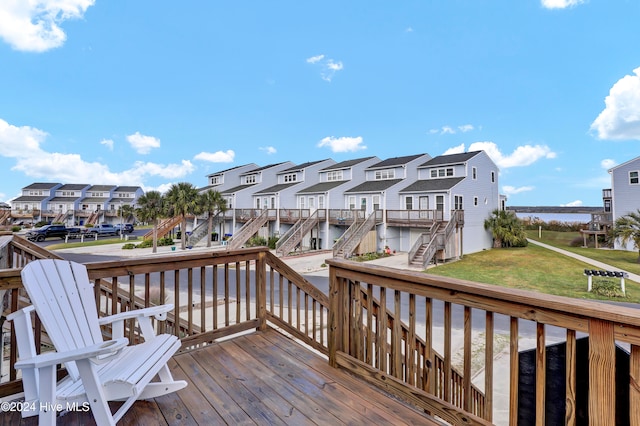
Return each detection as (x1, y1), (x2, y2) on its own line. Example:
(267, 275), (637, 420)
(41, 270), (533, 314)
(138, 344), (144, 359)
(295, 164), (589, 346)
(0, 209), (11, 226)
(142, 216), (182, 240)
(227, 209), (270, 250)
(333, 211), (382, 259)
(275, 210), (321, 256)
(186, 212), (223, 247)
(86, 211), (101, 226)
(408, 210), (464, 267)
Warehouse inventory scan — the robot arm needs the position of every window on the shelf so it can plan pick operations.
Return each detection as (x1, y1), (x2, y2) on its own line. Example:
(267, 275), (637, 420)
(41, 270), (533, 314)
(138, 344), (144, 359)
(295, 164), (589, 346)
(373, 195), (380, 210)
(300, 197), (305, 209)
(210, 176), (221, 185)
(360, 197), (367, 210)
(245, 174), (257, 184)
(226, 197), (233, 209)
(348, 196), (356, 209)
(283, 173), (297, 183)
(491, 171), (495, 183)
(472, 167), (477, 180)
(436, 196), (444, 211)
(474, 197), (478, 206)
(431, 168), (454, 178)
(374, 169), (395, 180)
(630, 171), (639, 185)
(454, 195), (463, 210)
(604, 199), (611, 213)
(318, 195), (325, 209)
(326, 170), (343, 181)
(270, 197), (275, 209)
(255, 198), (260, 209)
(309, 197), (315, 209)
(405, 196), (413, 210)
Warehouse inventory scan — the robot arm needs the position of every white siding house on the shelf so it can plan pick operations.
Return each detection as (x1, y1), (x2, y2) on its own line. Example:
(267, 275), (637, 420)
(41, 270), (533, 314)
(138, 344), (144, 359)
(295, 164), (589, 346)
(609, 156), (640, 251)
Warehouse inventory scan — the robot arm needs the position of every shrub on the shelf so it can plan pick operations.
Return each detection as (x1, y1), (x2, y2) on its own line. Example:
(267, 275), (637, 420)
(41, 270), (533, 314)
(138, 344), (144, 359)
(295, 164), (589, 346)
(569, 237), (584, 247)
(11, 226), (21, 232)
(35, 220), (49, 228)
(592, 279), (628, 299)
(246, 236), (267, 247)
(122, 243), (136, 250)
(267, 236), (279, 250)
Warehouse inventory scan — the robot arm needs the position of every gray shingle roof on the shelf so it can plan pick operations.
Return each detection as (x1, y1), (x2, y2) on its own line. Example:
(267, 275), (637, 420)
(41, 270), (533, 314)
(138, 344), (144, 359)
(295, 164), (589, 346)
(254, 182), (301, 195)
(221, 184), (256, 194)
(280, 159), (328, 173)
(367, 154), (427, 170)
(296, 181), (349, 194)
(87, 185), (116, 191)
(49, 197), (80, 202)
(399, 177), (465, 193)
(419, 151), (481, 168)
(344, 179), (404, 193)
(320, 157), (376, 171)
(23, 182), (60, 190)
(12, 196), (47, 202)
(207, 163), (257, 177)
(240, 162), (288, 175)
(57, 184), (90, 190)
(115, 186), (141, 192)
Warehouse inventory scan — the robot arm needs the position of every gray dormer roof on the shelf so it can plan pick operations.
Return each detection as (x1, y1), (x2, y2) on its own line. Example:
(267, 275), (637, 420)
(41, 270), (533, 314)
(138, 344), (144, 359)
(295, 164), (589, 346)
(320, 156), (376, 171)
(221, 184), (256, 194)
(57, 184), (90, 190)
(279, 159), (328, 173)
(240, 162), (287, 175)
(419, 151), (481, 168)
(115, 186), (141, 192)
(87, 185), (116, 191)
(207, 163), (258, 177)
(367, 154), (426, 170)
(400, 177), (465, 193)
(23, 182), (61, 190)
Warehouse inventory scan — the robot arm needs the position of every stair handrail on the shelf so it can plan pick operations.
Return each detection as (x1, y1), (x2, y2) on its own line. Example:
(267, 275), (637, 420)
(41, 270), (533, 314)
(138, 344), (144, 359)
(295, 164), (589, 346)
(332, 213), (364, 257)
(275, 218), (303, 254)
(408, 222), (441, 262)
(275, 210), (321, 256)
(228, 209), (270, 250)
(339, 210), (379, 259)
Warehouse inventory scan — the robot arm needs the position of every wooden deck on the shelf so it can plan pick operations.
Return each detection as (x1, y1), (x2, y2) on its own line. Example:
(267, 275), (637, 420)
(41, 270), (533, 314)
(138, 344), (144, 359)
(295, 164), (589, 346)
(5, 330), (442, 426)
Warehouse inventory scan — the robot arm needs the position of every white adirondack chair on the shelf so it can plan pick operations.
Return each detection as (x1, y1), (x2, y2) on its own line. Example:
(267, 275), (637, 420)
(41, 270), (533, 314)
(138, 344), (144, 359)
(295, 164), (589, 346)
(8, 259), (187, 425)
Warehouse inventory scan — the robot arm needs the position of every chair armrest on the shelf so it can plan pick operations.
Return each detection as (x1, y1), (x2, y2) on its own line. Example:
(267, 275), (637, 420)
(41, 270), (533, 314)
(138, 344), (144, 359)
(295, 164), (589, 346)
(6, 305), (35, 321)
(97, 304), (174, 326)
(15, 338), (129, 369)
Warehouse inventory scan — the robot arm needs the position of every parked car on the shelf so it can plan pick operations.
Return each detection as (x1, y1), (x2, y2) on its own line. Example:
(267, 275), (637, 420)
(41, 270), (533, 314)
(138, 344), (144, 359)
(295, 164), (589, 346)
(85, 224), (120, 237)
(25, 225), (82, 242)
(114, 223), (134, 234)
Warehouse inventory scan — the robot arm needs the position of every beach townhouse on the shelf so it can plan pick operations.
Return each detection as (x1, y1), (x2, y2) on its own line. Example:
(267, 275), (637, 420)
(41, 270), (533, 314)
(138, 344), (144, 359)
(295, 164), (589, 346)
(335, 154), (432, 257)
(77, 185), (117, 226)
(11, 182), (62, 224)
(275, 156), (380, 255)
(201, 163), (259, 194)
(45, 184), (91, 225)
(607, 155), (640, 251)
(395, 151), (500, 265)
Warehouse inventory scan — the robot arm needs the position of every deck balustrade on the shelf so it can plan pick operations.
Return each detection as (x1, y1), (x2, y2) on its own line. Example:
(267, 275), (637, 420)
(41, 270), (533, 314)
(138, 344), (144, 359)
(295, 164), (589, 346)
(1, 233), (639, 424)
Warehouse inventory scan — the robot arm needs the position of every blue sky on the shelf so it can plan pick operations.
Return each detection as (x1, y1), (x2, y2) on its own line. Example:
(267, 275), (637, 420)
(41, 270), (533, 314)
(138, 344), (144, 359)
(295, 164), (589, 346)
(1, 0), (639, 207)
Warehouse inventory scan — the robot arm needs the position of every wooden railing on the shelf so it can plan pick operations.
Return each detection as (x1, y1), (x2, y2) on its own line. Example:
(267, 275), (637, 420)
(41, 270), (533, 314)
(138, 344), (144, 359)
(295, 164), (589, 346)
(335, 210), (383, 259)
(275, 210), (323, 256)
(2, 234), (640, 423)
(386, 209), (444, 226)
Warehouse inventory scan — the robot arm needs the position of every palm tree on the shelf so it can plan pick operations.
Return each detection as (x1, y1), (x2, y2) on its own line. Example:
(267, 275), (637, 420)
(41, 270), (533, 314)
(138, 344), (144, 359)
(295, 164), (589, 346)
(135, 191), (165, 253)
(483, 209), (527, 248)
(165, 182), (200, 250)
(611, 209), (640, 263)
(118, 203), (136, 223)
(199, 189), (227, 248)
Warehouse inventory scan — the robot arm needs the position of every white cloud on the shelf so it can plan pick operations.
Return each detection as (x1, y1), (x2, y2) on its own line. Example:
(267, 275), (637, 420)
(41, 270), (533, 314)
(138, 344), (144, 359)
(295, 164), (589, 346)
(307, 54), (344, 82)
(126, 132), (160, 154)
(449, 141), (556, 169)
(590, 67), (640, 141)
(193, 150), (235, 163)
(259, 146), (277, 155)
(0, 118), (194, 187)
(0, 0), (95, 52)
(405, 27), (414, 33)
(430, 124), (475, 135)
(306, 54), (325, 64)
(317, 136), (366, 153)
(502, 185), (534, 195)
(100, 139), (114, 151)
(541, 0), (585, 9)
(443, 143), (465, 155)
(601, 158), (617, 170)
(561, 200), (583, 207)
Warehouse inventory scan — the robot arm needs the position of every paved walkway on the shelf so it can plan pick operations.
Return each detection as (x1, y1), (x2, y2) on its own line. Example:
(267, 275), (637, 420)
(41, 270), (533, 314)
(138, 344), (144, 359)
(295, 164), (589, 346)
(527, 239), (640, 283)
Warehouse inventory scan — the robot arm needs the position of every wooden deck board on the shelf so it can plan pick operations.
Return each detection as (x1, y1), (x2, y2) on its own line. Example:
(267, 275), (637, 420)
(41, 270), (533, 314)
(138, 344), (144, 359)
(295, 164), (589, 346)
(6, 329), (443, 426)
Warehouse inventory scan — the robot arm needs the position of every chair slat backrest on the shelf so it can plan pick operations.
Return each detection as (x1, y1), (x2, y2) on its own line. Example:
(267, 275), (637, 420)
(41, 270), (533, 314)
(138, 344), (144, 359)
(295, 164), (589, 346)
(21, 259), (104, 379)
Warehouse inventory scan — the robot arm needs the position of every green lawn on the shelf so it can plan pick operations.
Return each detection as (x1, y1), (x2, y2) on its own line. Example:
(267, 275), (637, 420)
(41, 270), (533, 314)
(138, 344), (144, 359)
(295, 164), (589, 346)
(526, 230), (640, 276)
(427, 242), (640, 304)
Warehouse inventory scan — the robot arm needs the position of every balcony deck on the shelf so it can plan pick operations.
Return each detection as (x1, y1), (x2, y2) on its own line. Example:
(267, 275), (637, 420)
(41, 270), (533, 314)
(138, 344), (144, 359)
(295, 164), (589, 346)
(6, 329), (441, 426)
